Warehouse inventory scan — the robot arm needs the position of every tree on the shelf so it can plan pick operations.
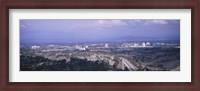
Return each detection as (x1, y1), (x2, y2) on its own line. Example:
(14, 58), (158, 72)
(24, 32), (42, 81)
(113, 56), (120, 62)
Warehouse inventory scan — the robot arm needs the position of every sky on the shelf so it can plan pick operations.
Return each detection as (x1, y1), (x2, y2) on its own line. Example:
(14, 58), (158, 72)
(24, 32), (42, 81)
(20, 20), (180, 44)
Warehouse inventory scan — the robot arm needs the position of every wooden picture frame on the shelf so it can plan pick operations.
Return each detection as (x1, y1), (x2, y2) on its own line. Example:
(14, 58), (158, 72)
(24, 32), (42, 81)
(1, 0), (199, 91)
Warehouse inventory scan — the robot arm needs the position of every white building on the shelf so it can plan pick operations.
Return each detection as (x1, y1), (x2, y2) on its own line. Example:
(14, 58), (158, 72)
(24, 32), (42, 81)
(133, 43), (139, 47)
(105, 43), (109, 48)
(160, 43), (165, 45)
(146, 42), (151, 46)
(142, 42), (146, 47)
(79, 47), (86, 51)
(85, 45), (88, 49)
(75, 45), (86, 51)
(31, 45), (40, 49)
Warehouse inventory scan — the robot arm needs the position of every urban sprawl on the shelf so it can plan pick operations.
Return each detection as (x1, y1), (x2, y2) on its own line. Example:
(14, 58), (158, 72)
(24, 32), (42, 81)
(20, 41), (180, 71)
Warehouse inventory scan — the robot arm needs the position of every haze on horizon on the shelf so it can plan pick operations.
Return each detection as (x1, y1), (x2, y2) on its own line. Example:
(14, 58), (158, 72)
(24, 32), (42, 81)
(20, 19), (180, 44)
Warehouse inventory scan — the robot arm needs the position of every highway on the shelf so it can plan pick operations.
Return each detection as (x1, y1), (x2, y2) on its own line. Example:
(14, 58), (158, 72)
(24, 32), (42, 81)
(120, 57), (138, 71)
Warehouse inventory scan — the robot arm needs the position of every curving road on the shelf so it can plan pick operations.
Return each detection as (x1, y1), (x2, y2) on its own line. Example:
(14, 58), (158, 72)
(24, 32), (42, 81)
(120, 57), (138, 71)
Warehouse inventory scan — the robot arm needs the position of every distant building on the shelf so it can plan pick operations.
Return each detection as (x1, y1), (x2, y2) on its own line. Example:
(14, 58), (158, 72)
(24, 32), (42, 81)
(156, 43), (165, 46)
(75, 45), (86, 51)
(105, 43), (109, 48)
(146, 42), (151, 46)
(142, 42), (146, 47)
(160, 43), (165, 45)
(74, 45), (80, 49)
(79, 47), (86, 51)
(156, 43), (160, 45)
(176, 46), (180, 48)
(31, 45), (40, 49)
(133, 43), (139, 47)
(85, 45), (88, 49)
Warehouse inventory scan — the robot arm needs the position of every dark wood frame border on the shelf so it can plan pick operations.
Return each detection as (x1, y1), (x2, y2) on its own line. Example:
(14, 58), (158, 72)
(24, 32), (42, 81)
(0, 0), (199, 91)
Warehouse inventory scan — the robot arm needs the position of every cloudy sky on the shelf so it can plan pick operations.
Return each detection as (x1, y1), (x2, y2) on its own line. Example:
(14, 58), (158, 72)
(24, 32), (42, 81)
(20, 20), (180, 43)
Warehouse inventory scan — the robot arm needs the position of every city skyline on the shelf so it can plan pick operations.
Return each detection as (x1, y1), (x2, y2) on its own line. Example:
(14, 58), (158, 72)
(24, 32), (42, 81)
(20, 20), (180, 44)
